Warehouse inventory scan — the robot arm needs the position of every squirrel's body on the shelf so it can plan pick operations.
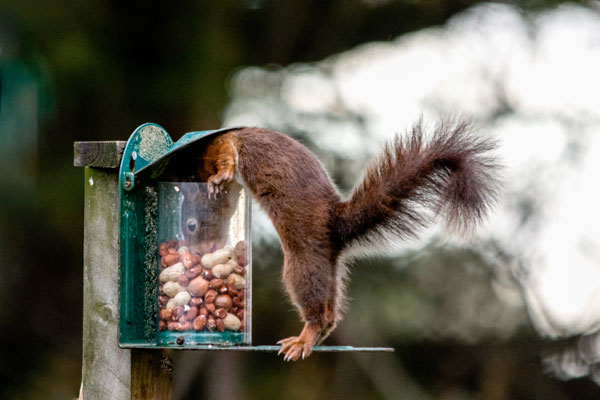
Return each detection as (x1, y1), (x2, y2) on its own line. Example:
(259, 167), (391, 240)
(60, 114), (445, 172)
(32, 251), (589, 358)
(196, 121), (499, 361)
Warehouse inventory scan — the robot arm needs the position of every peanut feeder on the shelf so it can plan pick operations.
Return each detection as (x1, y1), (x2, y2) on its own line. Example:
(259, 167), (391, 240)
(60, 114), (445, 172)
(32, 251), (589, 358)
(118, 124), (251, 348)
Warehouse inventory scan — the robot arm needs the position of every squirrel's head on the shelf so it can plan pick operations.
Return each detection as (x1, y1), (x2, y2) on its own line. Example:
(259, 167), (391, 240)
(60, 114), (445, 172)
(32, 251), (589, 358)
(180, 183), (236, 256)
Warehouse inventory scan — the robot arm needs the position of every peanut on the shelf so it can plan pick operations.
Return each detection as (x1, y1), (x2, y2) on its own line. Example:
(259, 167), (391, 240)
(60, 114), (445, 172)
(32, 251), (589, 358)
(223, 313), (241, 331)
(163, 281), (187, 298)
(159, 262), (185, 283)
(212, 260), (236, 279)
(201, 248), (232, 269)
(227, 273), (246, 290)
(159, 240), (248, 335)
(172, 291), (191, 307)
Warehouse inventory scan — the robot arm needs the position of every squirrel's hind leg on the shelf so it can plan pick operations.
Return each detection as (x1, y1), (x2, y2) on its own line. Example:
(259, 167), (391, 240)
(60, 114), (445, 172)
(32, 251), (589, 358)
(277, 250), (339, 361)
(277, 321), (322, 361)
(278, 306), (337, 361)
(315, 299), (338, 345)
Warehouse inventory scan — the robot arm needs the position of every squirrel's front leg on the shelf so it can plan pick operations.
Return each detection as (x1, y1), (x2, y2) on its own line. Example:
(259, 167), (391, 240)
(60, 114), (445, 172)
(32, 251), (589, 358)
(204, 135), (237, 198)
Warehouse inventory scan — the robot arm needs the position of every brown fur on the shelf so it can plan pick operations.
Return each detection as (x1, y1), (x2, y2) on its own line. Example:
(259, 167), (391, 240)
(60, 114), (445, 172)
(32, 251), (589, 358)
(197, 120), (500, 361)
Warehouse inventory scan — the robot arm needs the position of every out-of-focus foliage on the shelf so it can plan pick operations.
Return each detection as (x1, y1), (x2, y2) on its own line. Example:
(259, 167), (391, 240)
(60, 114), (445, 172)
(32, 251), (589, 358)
(1, 0), (599, 399)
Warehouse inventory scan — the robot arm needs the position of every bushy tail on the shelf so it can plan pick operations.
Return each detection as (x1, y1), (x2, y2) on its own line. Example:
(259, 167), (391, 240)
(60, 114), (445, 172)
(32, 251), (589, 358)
(332, 118), (501, 250)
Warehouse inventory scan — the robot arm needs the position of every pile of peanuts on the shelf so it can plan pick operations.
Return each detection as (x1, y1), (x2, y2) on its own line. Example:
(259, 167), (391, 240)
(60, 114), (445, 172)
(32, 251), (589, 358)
(157, 239), (248, 334)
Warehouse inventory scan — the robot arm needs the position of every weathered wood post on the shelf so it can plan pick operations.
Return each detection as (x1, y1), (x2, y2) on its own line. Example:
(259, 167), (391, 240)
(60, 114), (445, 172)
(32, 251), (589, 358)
(75, 141), (172, 400)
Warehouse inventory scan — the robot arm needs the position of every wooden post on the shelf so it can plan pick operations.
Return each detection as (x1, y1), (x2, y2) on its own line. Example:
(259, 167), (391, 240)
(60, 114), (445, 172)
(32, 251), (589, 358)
(76, 141), (172, 400)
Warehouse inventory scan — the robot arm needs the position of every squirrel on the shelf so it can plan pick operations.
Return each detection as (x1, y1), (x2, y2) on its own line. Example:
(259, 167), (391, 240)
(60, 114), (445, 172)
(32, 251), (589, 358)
(179, 180), (242, 256)
(190, 119), (500, 361)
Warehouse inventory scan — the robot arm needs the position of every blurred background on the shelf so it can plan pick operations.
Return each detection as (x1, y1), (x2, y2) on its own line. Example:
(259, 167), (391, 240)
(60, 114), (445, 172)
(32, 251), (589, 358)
(2, 0), (600, 399)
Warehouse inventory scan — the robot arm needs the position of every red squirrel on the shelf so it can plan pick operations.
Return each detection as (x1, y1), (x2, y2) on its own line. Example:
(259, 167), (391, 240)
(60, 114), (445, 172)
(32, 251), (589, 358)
(194, 119), (499, 361)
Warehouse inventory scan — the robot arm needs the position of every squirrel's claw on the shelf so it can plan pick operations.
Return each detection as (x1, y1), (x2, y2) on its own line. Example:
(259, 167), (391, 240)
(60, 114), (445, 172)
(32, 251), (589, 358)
(277, 336), (312, 362)
(206, 181), (222, 200)
(207, 168), (234, 201)
(207, 180), (227, 200)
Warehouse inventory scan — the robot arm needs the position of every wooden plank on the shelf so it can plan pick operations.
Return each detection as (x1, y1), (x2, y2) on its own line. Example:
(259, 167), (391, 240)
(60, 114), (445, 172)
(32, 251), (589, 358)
(82, 166), (131, 400)
(74, 141), (127, 168)
(131, 350), (173, 400)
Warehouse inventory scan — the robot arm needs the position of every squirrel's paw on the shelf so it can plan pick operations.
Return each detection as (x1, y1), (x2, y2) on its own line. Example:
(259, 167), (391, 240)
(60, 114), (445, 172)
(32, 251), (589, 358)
(207, 172), (234, 200)
(277, 336), (313, 361)
(207, 181), (224, 200)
